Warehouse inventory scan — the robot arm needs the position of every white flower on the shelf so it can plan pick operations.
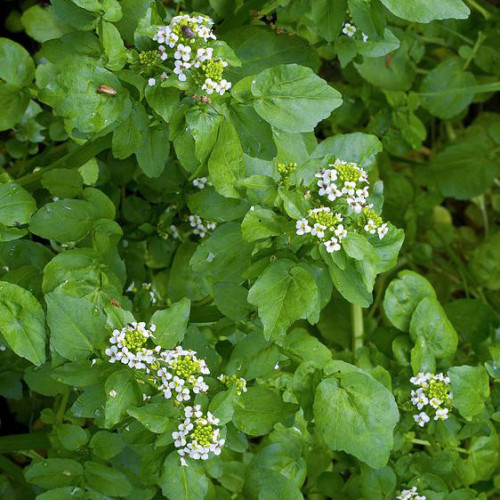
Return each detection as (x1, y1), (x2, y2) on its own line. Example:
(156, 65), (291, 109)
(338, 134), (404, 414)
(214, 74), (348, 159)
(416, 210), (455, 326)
(311, 223), (326, 238)
(296, 219), (311, 236)
(327, 185), (342, 202)
(109, 390), (117, 398)
(429, 398), (442, 409)
(414, 412), (430, 427)
(410, 373), (429, 387)
(411, 389), (429, 410)
(365, 219), (377, 234)
(362, 32), (369, 43)
(174, 60), (192, 81)
(334, 224), (347, 240)
(201, 77), (217, 94)
(324, 237), (341, 253)
(342, 23), (357, 37)
(195, 47), (213, 62)
(217, 79), (232, 95)
(434, 408), (449, 421)
(148, 78), (156, 86)
(174, 43), (192, 61)
(377, 223), (389, 239)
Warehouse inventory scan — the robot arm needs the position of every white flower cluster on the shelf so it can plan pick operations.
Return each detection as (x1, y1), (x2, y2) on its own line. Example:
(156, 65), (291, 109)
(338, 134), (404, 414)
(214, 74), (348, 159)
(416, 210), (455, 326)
(173, 405), (225, 465)
(155, 346), (210, 403)
(106, 323), (159, 369)
(397, 486), (426, 500)
(105, 326), (210, 403)
(192, 177), (208, 189)
(189, 214), (216, 238)
(152, 14), (231, 95)
(411, 373), (452, 427)
(295, 159), (389, 253)
(342, 22), (369, 43)
(316, 160), (369, 213)
(125, 282), (159, 304)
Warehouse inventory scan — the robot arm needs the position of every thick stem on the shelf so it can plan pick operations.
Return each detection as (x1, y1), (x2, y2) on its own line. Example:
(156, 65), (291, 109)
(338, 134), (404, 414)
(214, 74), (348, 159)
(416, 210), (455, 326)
(351, 304), (364, 357)
(17, 134), (112, 191)
(465, 0), (492, 20)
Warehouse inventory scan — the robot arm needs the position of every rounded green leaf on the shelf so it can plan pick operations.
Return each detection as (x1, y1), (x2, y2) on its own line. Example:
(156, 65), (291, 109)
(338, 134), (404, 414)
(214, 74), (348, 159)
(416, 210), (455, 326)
(0, 281), (46, 365)
(450, 365), (490, 421)
(378, 0), (469, 23)
(314, 371), (399, 468)
(251, 64), (342, 133)
(0, 38), (34, 87)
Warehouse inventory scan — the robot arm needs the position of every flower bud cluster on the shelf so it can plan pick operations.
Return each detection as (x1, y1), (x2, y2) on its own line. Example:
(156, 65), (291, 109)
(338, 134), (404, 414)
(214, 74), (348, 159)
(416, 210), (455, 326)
(152, 14), (231, 95)
(189, 214), (216, 238)
(410, 373), (452, 427)
(397, 487), (426, 500)
(295, 159), (389, 253)
(218, 374), (247, 395)
(173, 405), (225, 464)
(193, 177), (208, 189)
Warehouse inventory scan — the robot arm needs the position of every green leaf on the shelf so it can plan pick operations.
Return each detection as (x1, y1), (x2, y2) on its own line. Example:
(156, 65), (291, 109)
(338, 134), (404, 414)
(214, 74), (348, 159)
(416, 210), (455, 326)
(378, 0), (469, 23)
(100, 20), (127, 71)
(243, 465), (303, 500)
(383, 271), (437, 332)
(127, 402), (177, 433)
(150, 298), (191, 349)
(89, 430), (125, 460)
(208, 119), (244, 198)
(310, 0), (347, 42)
(241, 207), (288, 242)
(41, 169), (83, 198)
(112, 102), (147, 159)
(25, 459), (83, 489)
(233, 387), (294, 436)
(0, 38), (34, 87)
(420, 58), (477, 119)
(426, 142), (498, 200)
(449, 365), (490, 421)
(54, 424), (88, 451)
(104, 370), (141, 428)
(39, 62), (129, 135)
(251, 64), (342, 133)
(159, 451), (210, 500)
(145, 85), (179, 122)
(0, 85), (31, 131)
(248, 259), (320, 340)
(136, 125), (170, 177)
(21, 5), (73, 43)
(0, 183), (36, 226)
(314, 370), (399, 468)
(188, 187), (250, 223)
(30, 200), (93, 243)
(409, 297), (458, 359)
(45, 293), (107, 361)
(0, 281), (46, 365)
(84, 461), (132, 497)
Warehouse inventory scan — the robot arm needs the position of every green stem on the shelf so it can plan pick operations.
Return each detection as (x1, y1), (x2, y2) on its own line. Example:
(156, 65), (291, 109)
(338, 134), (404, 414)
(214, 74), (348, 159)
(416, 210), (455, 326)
(17, 134), (112, 191)
(465, 0), (492, 20)
(463, 31), (486, 71)
(411, 438), (431, 446)
(0, 432), (50, 453)
(351, 304), (364, 357)
(56, 387), (70, 424)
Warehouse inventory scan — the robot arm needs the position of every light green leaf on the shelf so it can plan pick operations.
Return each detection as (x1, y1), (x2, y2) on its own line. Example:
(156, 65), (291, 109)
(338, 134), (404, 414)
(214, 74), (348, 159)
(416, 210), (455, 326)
(314, 371), (399, 468)
(150, 298), (191, 349)
(0, 183), (36, 226)
(248, 259), (320, 340)
(104, 370), (141, 428)
(378, 0), (469, 23)
(450, 365), (490, 421)
(251, 64), (342, 133)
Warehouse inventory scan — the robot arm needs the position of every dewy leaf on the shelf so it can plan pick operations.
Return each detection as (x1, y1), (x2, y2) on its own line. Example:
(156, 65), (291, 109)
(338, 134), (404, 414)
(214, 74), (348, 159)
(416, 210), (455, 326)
(314, 371), (399, 468)
(159, 451), (210, 500)
(383, 271), (437, 332)
(251, 64), (342, 133)
(409, 297), (458, 359)
(0, 281), (46, 365)
(208, 119), (244, 198)
(45, 293), (107, 361)
(150, 298), (191, 349)
(0, 183), (36, 226)
(378, 0), (469, 23)
(25, 459), (83, 489)
(247, 259), (320, 340)
(449, 365), (490, 421)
